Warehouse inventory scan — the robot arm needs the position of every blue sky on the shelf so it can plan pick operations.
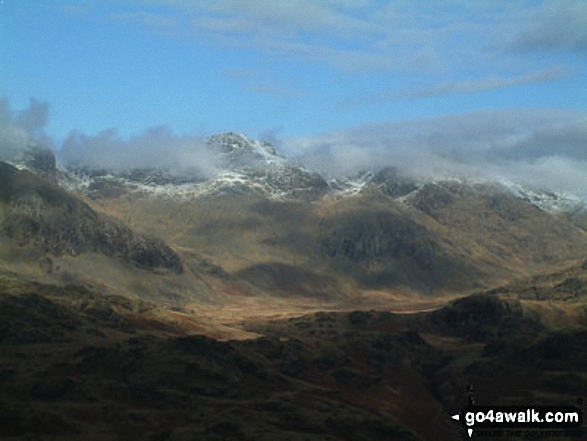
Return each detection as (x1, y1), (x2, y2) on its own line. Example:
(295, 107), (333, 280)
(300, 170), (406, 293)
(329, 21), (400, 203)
(1, 1), (587, 193)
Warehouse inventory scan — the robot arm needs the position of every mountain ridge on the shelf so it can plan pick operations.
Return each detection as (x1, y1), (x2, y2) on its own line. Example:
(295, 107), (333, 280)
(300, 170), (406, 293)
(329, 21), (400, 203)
(49, 133), (587, 219)
(2, 136), (587, 440)
(4, 134), (587, 302)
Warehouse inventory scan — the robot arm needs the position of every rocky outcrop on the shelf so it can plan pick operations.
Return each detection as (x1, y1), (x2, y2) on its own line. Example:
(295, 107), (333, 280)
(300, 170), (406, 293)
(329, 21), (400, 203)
(371, 166), (418, 198)
(319, 210), (437, 268)
(22, 145), (57, 177)
(0, 162), (182, 273)
(207, 132), (277, 169)
(317, 209), (473, 292)
(409, 182), (460, 218)
(427, 295), (526, 341)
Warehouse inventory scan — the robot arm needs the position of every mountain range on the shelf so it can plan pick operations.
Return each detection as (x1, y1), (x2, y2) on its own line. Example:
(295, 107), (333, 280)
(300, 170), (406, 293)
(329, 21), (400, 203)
(1, 133), (586, 440)
(57, 133), (587, 213)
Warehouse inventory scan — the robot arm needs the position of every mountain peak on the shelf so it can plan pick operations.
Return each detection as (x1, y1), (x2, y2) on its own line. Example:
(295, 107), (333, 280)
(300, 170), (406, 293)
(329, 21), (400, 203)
(207, 133), (279, 169)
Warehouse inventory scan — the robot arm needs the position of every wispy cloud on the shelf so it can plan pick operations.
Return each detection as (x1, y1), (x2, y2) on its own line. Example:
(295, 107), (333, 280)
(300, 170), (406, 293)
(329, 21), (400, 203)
(107, 11), (179, 33)
(62, 5), (91, 16)
(244, 84), (306, 96)
(217, 67), (307, 96)
(341, 66), (576, 107)
(509, 0), (587, 54)
(114, 1), (501, 72)
(95, 0), (585, 100)
(188, 0), (379, 39)
(21, 1), (585, 165)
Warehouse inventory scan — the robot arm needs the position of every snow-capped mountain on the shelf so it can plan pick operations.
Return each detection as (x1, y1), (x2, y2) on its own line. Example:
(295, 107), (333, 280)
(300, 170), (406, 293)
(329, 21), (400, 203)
(498, 181), (587, 214)
(207, 132), (279, 169)
(50, 132), (587, 215)
(5, 134), (587, 302)
(59, 133), (329, 200)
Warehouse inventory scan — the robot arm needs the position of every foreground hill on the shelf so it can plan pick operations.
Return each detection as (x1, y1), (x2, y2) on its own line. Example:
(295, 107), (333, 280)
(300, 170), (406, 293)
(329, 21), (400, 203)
(1, 263), (586, 440)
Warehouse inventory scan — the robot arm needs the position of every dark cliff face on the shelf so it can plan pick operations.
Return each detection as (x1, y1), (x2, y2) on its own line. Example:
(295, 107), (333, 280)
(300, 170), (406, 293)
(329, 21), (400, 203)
(319, 210), (435, 265)
(318, 209), (470, 292)
(410, 182), (460, 218)
(371, 166), (418, 198)
(0, 162), (183, 273)
(23, 145), (57, 176)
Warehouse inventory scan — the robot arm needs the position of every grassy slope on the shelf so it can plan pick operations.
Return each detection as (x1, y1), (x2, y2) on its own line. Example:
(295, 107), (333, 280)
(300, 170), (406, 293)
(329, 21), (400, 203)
(84, 182), (587, 299)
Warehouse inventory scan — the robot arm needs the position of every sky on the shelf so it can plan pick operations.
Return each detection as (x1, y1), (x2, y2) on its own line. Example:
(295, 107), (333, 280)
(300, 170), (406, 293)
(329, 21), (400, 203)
(1, 1), (587, 194)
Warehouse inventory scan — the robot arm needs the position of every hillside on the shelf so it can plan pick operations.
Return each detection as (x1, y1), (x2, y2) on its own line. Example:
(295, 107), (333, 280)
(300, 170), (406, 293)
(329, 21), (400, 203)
(2, 137), (587, 440)
(82, 170), (587, 297)
(1, 263), (586, 440)
(4, 136), (587, 305)
(0, 162), (182, 273)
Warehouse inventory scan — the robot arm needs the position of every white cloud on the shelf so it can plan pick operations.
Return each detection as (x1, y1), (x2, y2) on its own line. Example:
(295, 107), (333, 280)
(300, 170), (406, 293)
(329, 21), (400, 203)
(281, 108), (587, 196)
(60, 125), (219, 177)
(0, 98), (52, 161)
(5, 96), (587, 199)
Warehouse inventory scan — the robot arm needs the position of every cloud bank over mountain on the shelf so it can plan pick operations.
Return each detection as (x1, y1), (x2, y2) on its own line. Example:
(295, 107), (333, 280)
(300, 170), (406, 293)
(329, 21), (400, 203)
(60, 127), (219, 178)
(2, 97), (586, 198)
(55, 105), (587, 198)
(282, 108), (587, 197)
